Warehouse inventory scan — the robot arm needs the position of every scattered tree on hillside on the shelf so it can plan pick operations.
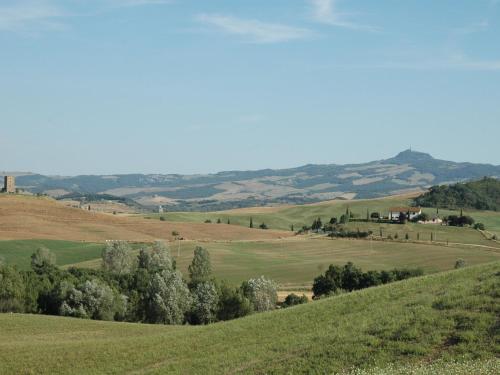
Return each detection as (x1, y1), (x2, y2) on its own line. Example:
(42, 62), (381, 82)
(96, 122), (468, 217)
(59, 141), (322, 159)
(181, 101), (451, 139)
(145, 269), (191, 324)
(216, 281), (253, 321)
(282, 293), (308, 308)
(138, 241), (173, 273)
(59, 279), (126, 321)
(445, 215), (474, 227)
(30, 247), (56, 274)
(312, 262), (423, 298)
(339, 214), (349, 224)
(189, 281), (219, 325)
(259, 223), (268, 230)
(0, 264), (25, 312)
(101, 241), (135, 275)
(311, 218), (323, 232)
(188, 246), (212, 286)
(249, 217), (253, 228)
(455, 258), (466, 269)
(242, 276), (277, 312)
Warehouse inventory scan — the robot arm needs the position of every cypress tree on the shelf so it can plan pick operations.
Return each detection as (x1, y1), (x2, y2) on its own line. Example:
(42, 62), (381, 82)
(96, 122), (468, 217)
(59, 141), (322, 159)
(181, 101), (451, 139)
(249, 217), (253, 228)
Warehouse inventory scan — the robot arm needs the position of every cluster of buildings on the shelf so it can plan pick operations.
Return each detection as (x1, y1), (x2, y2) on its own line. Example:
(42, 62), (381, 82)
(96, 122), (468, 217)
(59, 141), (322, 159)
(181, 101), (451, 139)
(1, 176), (15, 194)
(388, 206), (442, 224)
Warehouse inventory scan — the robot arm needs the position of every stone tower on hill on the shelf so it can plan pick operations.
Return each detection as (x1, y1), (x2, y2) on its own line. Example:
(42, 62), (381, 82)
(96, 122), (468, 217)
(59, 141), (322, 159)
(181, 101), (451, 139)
(3, 176), (15, 193)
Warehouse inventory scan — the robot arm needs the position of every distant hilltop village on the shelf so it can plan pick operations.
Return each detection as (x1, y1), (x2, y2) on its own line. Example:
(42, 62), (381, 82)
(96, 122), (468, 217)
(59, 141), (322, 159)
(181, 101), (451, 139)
(2, 176), (16, 193)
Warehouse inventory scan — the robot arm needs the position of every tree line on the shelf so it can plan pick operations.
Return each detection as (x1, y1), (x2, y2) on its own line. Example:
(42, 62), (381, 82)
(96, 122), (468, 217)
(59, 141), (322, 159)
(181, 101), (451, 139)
(0, 242), (279, 325)
(312, 262), (424, 299)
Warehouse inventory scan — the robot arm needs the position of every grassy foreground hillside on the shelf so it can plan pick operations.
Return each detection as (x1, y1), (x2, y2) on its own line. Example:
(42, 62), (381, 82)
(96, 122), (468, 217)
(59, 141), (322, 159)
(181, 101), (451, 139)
(1, 262), (498, 374)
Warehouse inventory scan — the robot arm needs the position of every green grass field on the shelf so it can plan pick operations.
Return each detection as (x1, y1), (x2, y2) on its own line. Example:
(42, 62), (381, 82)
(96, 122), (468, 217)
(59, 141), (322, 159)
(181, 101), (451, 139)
(0, 240), (104, 270)
(1, 262), (498, 374)
(65, 238), (500, 289)
(147, 195), (500, 241)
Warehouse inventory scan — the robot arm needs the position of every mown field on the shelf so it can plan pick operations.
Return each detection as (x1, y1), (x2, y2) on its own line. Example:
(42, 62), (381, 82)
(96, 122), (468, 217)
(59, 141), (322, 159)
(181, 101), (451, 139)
(47, 238), (500, 289)
(1, 262), (498, 374)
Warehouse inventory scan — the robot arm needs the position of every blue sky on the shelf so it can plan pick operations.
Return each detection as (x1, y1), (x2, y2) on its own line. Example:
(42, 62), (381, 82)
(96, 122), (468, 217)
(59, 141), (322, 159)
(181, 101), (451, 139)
(1, 0), (499, 175)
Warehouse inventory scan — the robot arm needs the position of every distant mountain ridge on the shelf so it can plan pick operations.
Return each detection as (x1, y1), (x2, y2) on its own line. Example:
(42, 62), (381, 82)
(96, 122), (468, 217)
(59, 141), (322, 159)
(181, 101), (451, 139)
(6, 150), (500, 211)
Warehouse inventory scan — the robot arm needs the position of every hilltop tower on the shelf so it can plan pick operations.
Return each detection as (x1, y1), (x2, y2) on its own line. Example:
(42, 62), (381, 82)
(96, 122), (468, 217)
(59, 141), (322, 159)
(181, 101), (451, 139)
(3, 176), (15, 193)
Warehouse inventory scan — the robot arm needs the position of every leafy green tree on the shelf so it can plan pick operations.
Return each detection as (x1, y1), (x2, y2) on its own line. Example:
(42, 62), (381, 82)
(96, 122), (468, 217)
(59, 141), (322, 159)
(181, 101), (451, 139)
(31, 247), (56, 274)
(259, 223), (268, 230)
(249, 217), (253, 228)
(359, 270), (382, 289)
(339, 214), (349, 224)
(59, 279), (126, 321)
(311, 218), (323, 232)
(188, 246), (212, 286)
(341, 262), (363, 291)
(0, 265), (25, 312)
(216, 281), (252, 321)
(145, 269), (191, 324)
(101, 241), (135, 275)
(282, 293), (308, 308)
(189, 281), (219, 324)
(312, 264), (343, 298)
(242, 276), (278, 312)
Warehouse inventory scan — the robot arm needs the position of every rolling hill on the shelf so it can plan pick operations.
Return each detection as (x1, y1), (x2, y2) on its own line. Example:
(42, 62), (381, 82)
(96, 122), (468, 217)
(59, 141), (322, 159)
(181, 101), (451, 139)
(7, 150), (500, 211)
(415, 177), (500, 211)
(0, 195), (289, 242)
(1, 262), (498, 374)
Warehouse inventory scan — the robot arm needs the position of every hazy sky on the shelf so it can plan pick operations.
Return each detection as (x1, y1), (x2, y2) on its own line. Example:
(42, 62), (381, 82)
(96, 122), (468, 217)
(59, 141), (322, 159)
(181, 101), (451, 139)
(1, 0), (499, 175)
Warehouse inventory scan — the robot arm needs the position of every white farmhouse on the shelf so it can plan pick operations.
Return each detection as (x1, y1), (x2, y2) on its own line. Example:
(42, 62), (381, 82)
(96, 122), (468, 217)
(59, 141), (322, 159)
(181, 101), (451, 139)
(388, 207), (422, 221)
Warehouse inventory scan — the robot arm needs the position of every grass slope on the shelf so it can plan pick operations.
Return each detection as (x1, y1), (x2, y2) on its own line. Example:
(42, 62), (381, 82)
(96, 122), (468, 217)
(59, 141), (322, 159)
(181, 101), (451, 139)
(150, 194), (500, 239)
(0, 262), (498, 374)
